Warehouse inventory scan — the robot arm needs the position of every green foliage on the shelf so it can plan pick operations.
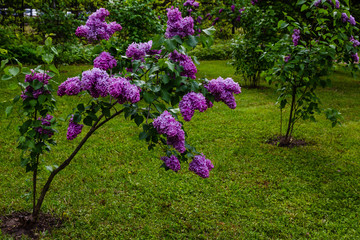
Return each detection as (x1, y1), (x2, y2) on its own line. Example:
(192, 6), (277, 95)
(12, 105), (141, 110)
(106, 0), (162, 51)
(189, 40), (233, 60)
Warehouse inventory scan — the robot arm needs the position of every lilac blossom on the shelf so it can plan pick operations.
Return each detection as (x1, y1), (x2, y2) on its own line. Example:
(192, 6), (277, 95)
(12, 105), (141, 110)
(57, 77), (82, 96)
(205, 77), (241, 109)
(153, 111), (186, 153)
(169, 50), (197, 79)
(165, 7), (194, 39)
(251, 0), (258, 5)
(349, 15), (356, 26)
(36, 115), (55, 138)
(81, 68), (110, 98)
(161, 155), (181, 172)
(189, 154), (214, 178)
(231, 5), (235, 12)
(21, 70), (51, 100)
(108, 77), (140, 104)
(350, 36), (360, 47)
(67, 116), (84, 140)
(284, 55), (291, 63)
(342, 13), (349, 23)
(196, 16), (202, 24)
(75, 8), (122, 42)
(93, 51), (117, 70)
(126, 40), (160, 61)
(179, 92), (208, 121)
(292, 29), (301, 46)
(219, 8), (223, 14)
(352, 53), (359, 62)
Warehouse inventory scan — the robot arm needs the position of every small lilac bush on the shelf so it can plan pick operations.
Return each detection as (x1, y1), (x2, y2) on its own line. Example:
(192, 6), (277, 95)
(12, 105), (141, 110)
(8, 5), (242, 223)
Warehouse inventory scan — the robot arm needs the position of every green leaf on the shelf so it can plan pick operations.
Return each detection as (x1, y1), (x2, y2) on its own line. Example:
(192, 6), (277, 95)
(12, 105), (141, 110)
(83, 116), (93, 126)
(139, 131), (148, 140)
(161, 89), (170, 103)
(50, 46), (58, 55)
(5, 106), (13, 117)
(186, 35), (198, 48)
(203, 26), (216, 36)
(134, 115), (144, 126)
(143, 92), (156, 104)
(152, 35), (164, 49)
(49, 64), (59, 76)
(42, 53), (54, 64)
(92, 45), (104, 54)
(1, 74), (12, 81)
(8, 67), (20, 77)
(21, 67), (32, 75)
(77, 103), (85, 112)
(173, 35), (183, 44)
(165, 61), (175, 72)
(296, 0), (306, 5)
(1, 59), (9, 69)
(13, 95), (20, 103)
(45, 37), (53, 46)
(164, 39), (176, 52)
(301, 4), (309, 12)
(162, 74), (170, 84)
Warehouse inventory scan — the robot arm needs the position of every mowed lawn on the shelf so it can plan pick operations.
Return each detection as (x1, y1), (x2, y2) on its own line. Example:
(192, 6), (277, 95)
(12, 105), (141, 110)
(0, 61), (359, 239)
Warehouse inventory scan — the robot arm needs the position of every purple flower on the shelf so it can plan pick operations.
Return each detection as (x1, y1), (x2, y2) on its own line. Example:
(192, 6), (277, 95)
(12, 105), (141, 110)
(196, 16), (202, 24)
(342, 13), (349, 23)
(184, 0), (199, 7)
(231, 5), (235, 12)
(169, 50), (197, 79)
(108, 77), (140, 104)
(314, 0), (321, 7)
(352, 52), (359, 62)
(67, 115), (84, 140)
(57, 77), (82, 96)
(165, 7), (194, 39)
(205, 77), (241, 109)
(21, 70), (52, 100)
(179, 92), (208, 121)
(153, 111), (186, 153)
(284, 55), (291, 63)
(189, 154), (214, 178)
(94, 52), (117, 70)
(251, 0), (258, 5)
(36, 114), (55, 138)
(161, 155), (181, 172)
(292, 29), (301, 46)
(349, 15), (356, 26)
(81, 68), (110, 98)
(350, 36), (360, 47)
(75, 8), (122, 42)
(219, 8), (223, 14)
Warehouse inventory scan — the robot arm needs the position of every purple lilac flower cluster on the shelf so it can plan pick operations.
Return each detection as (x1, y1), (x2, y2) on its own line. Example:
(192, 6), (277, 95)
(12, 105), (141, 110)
(108, 77), (141, 104)
(67, 115), (84, 140)
(153, 110), (186, 153)
(75, 8), (122, 42)
(169, 50), (197, 79)
(205, 77), (241, 109)
(251, 0), (258, 5)
(21, 70), (52, 100)
(93, 51), (117, 70)
(350, 36), (360, 47)
(161, 155), (181, 172)
(183, 0), (199, 8)
(292, 29), (301, 46)
(314, 0), (340, 8)
(189, 154), (214, 178)
(342, 13), (356, 26)
(36, 114), (55, 138)
(179, 92), (209, 121)
(284, 55), (291, 63)
(165, 7), (194, 39)
(352, 53), (359, 62)
(126, 41), (160, 61)
(58, 69), (140, 104)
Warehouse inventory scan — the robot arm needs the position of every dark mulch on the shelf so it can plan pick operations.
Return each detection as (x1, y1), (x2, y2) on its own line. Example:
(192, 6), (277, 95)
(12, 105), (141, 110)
(0, 212), (63, 240)
(267, 135), (309, 148)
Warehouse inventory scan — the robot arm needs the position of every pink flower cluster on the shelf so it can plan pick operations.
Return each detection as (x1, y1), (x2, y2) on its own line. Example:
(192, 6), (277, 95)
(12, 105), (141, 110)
(58, 68), (140, 104)
(75, 8), (122, 42)
(205, 77), (241, 109)
(93, 52), (117, 70)
(342, 13), (356, 26)
(36, 114), (55, 138)
(153, 111), (186, 153)
(292, 29), (301, 46)
(161, 155), (181, 172)
(21, 70), (52, 100)
(179, 92), (209, 121)
(67, 115), (84, 140)
(165, 7), (194, 39)
(126, 41), (160, 61)
(189, 154), (214, 178)
(169, 50), (197, 79)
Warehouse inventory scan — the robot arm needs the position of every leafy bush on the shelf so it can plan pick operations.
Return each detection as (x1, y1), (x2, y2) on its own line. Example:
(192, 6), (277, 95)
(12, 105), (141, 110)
(189, 41), (233, 60)
(55, 42), (95, 65)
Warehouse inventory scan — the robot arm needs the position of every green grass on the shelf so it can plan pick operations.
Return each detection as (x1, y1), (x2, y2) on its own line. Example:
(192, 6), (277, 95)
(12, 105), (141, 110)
(1, 61), (360, 239)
